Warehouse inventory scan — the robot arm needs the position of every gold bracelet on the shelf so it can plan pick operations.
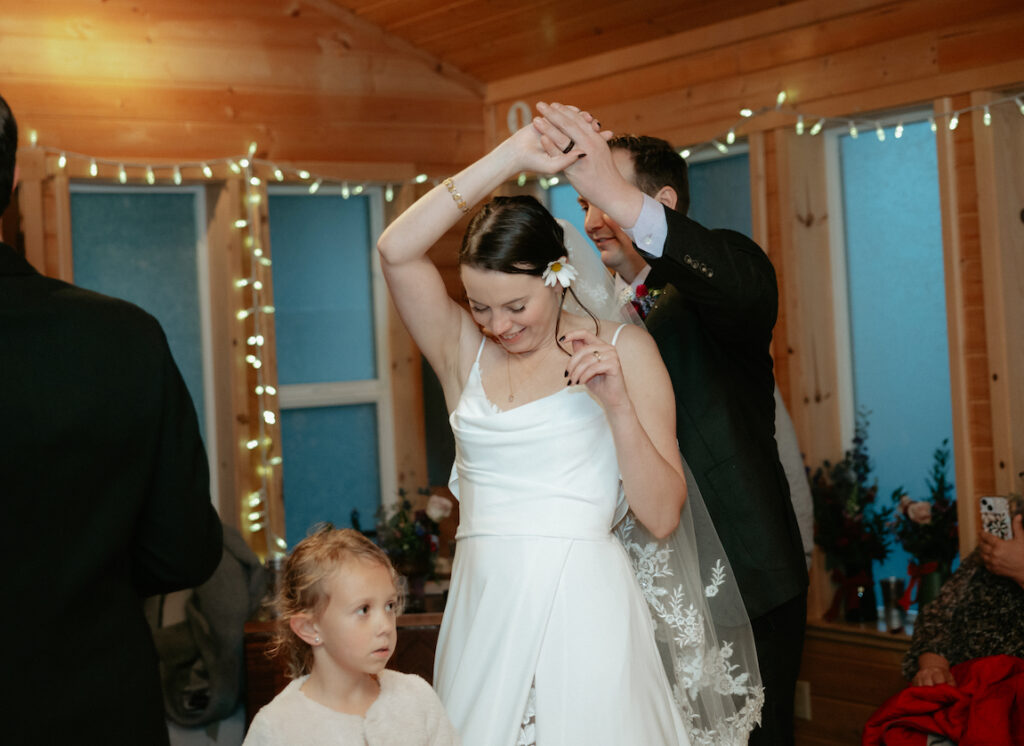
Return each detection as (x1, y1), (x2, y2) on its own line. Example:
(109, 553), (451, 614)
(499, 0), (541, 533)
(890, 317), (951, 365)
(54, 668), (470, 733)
(443, 177), (469, 214)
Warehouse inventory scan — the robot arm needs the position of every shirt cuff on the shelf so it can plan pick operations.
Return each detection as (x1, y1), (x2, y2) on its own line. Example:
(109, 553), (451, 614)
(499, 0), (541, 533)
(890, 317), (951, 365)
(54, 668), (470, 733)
(623, 194), (667, 258)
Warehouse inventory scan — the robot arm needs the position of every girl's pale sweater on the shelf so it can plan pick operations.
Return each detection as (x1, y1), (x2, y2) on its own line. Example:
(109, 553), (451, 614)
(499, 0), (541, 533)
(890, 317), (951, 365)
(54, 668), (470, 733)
(242, 669), (459, 746)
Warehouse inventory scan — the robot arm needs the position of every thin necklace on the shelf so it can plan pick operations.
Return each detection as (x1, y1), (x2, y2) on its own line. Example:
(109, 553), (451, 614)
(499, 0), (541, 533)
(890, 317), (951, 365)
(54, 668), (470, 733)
(505, 343), (556, 403)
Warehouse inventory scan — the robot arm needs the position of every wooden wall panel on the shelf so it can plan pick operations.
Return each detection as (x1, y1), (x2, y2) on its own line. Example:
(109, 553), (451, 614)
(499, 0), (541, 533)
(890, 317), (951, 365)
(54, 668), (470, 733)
(936, 95), (997, 554)
(15, 149), (46, 274)
(7, 0), (1023, 567)
(773, 130), (840, 472)
(481, 0), (1022, 568)
(972, 91), (1024, 496)
(385, 184), (429, 492)
(485, 0), (1024, 150)
(3, 0), (484, 550)
(4, 0), (484, 172)
(760, 132), (790, 401)
(204, 182), (242, 529)
(770, 129), (841, 620)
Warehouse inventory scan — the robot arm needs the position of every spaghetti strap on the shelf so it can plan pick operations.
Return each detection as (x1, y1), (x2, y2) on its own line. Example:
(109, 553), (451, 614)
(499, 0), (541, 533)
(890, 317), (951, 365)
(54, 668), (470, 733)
(610, 323), (628, 346)
(473, 336), (487, 364)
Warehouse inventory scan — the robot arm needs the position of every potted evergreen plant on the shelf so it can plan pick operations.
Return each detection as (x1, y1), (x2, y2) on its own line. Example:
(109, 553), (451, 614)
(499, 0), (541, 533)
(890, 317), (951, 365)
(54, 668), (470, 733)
(810, 414), (893, 623)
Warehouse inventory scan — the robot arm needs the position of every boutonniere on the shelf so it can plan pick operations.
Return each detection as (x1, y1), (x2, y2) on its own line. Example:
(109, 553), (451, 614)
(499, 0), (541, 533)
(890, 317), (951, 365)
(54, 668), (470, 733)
(630, 283), (663, 319)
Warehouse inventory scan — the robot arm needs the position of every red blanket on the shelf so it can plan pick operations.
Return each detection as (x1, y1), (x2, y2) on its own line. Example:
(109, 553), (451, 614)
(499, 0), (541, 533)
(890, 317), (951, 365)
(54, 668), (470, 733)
(862, 655), (1024, 745)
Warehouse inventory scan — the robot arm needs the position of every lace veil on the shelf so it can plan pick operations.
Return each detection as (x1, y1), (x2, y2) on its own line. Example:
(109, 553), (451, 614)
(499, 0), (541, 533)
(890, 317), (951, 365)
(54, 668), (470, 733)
(560, 219), (765, 745)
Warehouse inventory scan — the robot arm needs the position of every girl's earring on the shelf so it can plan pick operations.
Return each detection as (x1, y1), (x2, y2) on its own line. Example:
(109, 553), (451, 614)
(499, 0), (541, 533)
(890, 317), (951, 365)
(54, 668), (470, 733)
(314, 635), (321, 644)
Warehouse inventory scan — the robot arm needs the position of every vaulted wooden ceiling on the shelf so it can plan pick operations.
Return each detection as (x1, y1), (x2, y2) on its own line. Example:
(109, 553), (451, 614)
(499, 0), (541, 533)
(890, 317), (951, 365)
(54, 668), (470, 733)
(326, 0), (800, 83)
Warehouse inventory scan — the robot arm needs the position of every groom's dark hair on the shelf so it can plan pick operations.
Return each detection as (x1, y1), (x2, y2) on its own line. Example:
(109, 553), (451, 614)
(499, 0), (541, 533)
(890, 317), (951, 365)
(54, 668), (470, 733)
(0, 93), (18, 217)
(609, 134), (690, 216)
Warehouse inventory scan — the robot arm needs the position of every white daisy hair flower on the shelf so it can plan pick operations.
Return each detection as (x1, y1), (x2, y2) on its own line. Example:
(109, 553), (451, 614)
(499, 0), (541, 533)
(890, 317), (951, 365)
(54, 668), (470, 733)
(542, 256), (578, 289)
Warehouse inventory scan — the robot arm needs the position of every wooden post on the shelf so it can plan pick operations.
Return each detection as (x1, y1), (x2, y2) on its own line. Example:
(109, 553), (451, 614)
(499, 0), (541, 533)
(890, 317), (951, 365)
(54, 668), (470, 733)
(971, 91), (1024, 501)
(386, 184), (430, 493)
(205, 181), (242, 530)
(934, 95), (998, 554)
(773, 127), (843, 620)
(773, 128), (843, 467)
(246, 172), (285, 556)
(16, 148), (46, 274)
(51, 170), (73, 282)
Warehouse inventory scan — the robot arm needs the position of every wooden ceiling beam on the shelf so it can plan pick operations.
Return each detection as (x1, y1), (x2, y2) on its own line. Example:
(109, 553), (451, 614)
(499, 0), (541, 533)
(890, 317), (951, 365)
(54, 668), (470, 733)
(309, 0), (484, 96)
(485, 0), (906, 101)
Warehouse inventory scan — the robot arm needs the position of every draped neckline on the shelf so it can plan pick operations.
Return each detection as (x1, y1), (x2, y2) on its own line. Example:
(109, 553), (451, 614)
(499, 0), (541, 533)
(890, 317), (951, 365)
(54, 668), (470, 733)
(472, 360), (579, 416)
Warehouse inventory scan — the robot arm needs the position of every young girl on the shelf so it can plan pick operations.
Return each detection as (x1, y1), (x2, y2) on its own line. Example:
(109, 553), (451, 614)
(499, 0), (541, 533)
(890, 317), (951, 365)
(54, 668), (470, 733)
(243, 526), (459, 745)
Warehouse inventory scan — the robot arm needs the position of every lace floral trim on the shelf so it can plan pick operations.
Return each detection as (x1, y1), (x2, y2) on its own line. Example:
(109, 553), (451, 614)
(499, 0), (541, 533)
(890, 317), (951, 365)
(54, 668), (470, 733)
(517, 681), (537, 746)
(616, 515), (764, 745)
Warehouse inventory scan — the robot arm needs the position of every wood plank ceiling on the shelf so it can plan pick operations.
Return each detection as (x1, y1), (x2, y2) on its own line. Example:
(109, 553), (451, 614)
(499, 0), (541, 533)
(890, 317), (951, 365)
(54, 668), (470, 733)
(326, 0), (800, 84)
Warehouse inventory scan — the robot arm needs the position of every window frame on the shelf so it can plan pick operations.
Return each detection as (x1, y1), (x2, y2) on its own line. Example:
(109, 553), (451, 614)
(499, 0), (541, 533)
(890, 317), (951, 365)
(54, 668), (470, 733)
(267, 184), (398, 513)
(822, 108), (936, 446)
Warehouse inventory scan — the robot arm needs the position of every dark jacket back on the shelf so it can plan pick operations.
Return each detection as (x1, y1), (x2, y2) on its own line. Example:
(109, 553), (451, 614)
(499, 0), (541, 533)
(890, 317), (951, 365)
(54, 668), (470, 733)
(643, 208), (808, 620)
(1, 243), (223, 744)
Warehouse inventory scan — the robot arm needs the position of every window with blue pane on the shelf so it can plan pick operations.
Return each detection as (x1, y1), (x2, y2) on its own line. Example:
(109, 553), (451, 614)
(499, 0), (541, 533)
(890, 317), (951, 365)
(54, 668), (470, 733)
(280, 404), (380, 546)
(268, 194), (376, 385)
(838, 120), (956, 583)
(688, 153), (752, 237)
(268, 192), (382, 543)
(70, 189), (207, 440)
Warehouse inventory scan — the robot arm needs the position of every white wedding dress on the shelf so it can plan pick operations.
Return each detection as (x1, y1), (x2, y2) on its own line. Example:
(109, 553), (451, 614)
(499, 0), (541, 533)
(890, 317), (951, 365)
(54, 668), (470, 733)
(434, 333), (691, 746)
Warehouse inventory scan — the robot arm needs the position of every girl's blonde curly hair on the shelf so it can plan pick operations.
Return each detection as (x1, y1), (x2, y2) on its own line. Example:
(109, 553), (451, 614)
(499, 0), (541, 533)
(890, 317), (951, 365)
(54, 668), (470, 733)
(269, 524), (403, 677)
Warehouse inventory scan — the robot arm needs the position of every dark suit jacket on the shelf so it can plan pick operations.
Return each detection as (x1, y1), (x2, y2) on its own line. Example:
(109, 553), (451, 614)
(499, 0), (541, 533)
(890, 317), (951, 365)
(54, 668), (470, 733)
(0, 242), (223, 745)
(642, 206), (808, 620)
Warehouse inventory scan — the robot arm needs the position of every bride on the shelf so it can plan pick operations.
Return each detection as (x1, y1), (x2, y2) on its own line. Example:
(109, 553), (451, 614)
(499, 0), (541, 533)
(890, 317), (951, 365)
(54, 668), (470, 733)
(378, 121), (760, 745)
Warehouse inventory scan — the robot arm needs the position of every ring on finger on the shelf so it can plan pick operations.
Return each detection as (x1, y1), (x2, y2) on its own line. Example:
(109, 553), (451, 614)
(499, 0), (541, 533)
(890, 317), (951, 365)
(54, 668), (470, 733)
(592, 350), (601, 361)
(562, 138), (575, 154)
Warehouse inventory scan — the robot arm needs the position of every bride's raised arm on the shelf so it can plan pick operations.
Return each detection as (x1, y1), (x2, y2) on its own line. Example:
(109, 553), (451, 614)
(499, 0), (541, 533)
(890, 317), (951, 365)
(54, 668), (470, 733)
(377, 127), (579, 387)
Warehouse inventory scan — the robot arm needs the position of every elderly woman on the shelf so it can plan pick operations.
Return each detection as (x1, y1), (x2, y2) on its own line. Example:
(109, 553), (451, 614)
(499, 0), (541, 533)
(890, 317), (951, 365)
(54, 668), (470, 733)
(903, 501), (1024, 686)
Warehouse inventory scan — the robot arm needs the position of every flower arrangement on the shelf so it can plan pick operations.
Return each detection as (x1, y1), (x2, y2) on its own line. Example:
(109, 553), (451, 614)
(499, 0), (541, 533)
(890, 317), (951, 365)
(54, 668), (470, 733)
(353, 488), (454, 578)
(890, 439), (959, 571)
(630, 283), (663, 320)
(810, 414), (893, 574)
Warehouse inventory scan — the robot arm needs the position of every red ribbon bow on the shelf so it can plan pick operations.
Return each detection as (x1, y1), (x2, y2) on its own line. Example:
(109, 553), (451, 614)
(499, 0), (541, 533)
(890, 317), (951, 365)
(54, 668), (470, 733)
(897, 560), (939, 612)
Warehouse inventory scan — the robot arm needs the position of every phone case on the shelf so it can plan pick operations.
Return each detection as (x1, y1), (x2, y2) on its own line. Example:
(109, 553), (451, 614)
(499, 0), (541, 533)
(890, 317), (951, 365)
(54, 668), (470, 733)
(980, 496), (1014, 540)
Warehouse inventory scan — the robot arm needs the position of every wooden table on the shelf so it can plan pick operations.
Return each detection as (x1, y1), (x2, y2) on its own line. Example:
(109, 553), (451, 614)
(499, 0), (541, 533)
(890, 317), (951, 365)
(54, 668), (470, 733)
(243, 612), (443, 728)
(794, 617), (913, 745)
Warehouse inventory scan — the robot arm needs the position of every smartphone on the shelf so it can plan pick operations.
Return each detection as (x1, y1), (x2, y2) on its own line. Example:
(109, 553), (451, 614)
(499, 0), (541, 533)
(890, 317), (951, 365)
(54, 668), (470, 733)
(980, 496), (1014, 540)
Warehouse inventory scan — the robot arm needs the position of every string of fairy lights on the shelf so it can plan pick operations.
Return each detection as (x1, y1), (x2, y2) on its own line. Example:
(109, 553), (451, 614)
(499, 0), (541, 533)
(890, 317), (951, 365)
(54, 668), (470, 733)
(236, 151), (285, 556)
(29, 90), (1022, 195)
(668, 89), (1024, 161)
(23, 88), (1024, 553)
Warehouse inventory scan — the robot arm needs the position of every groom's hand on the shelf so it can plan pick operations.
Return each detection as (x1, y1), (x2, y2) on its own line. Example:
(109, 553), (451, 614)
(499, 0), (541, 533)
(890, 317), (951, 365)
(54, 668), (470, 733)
(532, 102), (643, 230)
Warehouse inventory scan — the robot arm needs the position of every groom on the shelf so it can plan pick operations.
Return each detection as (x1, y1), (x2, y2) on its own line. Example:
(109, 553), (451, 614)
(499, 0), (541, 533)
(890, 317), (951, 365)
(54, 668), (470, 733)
(535, 106), (809, 746)
(584, 133), (815, 571)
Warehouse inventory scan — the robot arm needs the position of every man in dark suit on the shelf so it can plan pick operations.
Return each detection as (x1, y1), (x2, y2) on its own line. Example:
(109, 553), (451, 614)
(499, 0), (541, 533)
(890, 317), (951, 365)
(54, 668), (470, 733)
(536, 104), (809, 745)
(0, 93), (223, 745)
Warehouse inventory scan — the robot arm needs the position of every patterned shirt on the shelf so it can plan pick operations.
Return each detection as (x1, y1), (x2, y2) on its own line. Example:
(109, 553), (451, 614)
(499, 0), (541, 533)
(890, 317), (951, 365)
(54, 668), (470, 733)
(902, 549), (1024, 679)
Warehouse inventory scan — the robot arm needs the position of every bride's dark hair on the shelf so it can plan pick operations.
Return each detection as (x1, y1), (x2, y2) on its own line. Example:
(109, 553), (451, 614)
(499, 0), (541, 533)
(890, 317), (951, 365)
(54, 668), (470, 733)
(459, 195), (598, 351)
